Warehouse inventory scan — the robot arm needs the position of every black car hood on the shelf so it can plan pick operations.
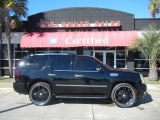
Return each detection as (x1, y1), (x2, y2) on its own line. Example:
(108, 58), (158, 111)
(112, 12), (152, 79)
(106, 67), (141, 82)
(109, 68), (139, 74)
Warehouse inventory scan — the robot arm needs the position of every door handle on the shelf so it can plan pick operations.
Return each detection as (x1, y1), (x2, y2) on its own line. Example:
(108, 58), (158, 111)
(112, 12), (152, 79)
(48, 73), (56, 77)
(75, 74), (84, 77)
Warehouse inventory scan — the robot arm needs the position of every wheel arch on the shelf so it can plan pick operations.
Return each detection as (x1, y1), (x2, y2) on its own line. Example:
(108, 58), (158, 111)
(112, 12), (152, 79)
(27, 79), (54, 93)
(111, 80), (137, 94)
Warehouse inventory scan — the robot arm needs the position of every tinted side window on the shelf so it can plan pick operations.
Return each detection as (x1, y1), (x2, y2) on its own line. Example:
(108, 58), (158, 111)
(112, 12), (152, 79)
(19, 55), (48, 70)
(75, 57), (99, 71)
(51, 56), (73, 70)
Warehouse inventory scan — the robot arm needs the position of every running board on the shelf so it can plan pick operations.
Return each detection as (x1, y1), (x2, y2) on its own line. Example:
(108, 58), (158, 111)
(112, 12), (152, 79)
(55, 95), (108, 99)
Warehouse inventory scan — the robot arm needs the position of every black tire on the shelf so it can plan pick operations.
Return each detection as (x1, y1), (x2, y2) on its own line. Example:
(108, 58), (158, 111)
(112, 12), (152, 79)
(29, 82), (53, 106)
(111, 83), (137, 108)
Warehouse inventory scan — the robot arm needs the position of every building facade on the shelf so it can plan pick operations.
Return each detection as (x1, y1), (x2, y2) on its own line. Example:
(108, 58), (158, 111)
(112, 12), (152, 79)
(0, 7), (160, 77)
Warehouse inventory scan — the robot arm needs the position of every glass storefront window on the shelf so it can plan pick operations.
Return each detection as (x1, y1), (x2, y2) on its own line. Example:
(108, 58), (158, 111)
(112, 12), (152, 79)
(58, 50), (76, 54)
(134, 60), (149, 68)
(15, 52), (28, 59)
(1, 44), (22, 59)
(1, 60), (9, 67)
(134, 51), (146, 59)
(106, 52), (114, 68)
(2, 44), (8, 59)
(14, 60), (20, 67)
(134, 51), (160, 68)
(0, 69), (9, 76)
(14, 44), (25, 51)
(133, 51), (160, 77)
(135, 69), (149, 72)
(116, 60), (125, 68)
(134, 59), (160, 68)
(116, 50), (126, 68)
(134, 51), (149, 73)
(89, 48), (127, 69)
(35, 48), (76, 54)
(83, 50), (93, 56)
(95, 52), (103, 62)
(116, 51), (125, 59)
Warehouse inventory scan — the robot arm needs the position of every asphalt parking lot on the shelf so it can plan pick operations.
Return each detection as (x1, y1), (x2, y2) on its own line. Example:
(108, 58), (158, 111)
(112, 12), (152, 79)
(0, 84), (160, 120)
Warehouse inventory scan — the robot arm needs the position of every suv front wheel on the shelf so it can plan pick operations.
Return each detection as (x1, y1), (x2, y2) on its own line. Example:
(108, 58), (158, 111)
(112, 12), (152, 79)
(29, 82), (53, 106)
(111, 83), (137, 108)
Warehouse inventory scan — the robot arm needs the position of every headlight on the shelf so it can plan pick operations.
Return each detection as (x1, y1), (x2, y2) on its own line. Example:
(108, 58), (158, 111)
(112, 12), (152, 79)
(18, 61), (25, 67)
(140, 74), (145, 84)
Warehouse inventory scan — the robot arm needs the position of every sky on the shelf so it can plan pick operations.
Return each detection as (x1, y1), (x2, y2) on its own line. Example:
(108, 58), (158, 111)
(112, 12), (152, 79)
(26, 0), (155, 19)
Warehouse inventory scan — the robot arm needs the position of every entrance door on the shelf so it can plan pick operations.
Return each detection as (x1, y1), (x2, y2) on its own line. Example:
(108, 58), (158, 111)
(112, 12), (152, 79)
(94, 51), (116, 68)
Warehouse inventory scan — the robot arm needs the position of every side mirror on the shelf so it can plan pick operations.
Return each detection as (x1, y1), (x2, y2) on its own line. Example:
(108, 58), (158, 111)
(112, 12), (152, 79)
(96, 66), (102, 71)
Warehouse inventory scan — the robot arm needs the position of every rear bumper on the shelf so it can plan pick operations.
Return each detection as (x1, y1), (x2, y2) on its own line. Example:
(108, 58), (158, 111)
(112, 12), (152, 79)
(137, 83), (147, 99)
(13, 81), (28, 94)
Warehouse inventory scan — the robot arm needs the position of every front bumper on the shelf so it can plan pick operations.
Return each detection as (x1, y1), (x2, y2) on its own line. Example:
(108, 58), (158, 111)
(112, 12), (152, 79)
(13, 81), (28, 94)
(137, 83), (147, 99)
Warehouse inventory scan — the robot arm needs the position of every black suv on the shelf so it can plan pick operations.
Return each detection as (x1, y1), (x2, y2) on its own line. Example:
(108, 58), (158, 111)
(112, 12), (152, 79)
(13, 53), (146, 108)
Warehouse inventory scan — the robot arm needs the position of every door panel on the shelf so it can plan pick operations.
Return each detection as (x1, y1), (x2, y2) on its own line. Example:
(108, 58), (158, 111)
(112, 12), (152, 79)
(73, 71), (91, 95)
(91, 70), (109, 96)
(51, 71), (75, 95)
(49, 56), (75, 95)
(74, 56), (108, 96)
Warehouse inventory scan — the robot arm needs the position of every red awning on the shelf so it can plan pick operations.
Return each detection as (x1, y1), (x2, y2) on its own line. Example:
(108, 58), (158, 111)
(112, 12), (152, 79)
(20, 31), (138, 48)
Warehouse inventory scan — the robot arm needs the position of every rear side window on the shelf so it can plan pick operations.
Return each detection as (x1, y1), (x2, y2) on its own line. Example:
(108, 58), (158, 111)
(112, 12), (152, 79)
(51, 56), (73, 70)
(75, 56), (99, 71)
(18, 55), (49, 70)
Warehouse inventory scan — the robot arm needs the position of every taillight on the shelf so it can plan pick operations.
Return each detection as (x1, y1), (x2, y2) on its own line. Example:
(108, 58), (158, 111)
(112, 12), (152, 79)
(15, 70), (20, 81)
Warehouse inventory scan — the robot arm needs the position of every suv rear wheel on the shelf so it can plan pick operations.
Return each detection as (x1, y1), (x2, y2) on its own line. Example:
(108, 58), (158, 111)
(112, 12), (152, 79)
(111, 83), (137, 108)
(29, 82), (53, 106)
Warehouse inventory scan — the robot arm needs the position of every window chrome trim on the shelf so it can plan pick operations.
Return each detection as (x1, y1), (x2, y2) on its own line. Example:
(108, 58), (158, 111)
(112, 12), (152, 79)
(56, 84), (107, 88)
(74, 70), (98, 72)
(54, 70), (73, 72)
(54, 70), (99, 72)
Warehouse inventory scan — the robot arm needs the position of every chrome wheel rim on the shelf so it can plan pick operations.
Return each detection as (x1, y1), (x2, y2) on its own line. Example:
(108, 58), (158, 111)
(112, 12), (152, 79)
(114, 86), (135, 107)
(30, 85), (50, 105)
